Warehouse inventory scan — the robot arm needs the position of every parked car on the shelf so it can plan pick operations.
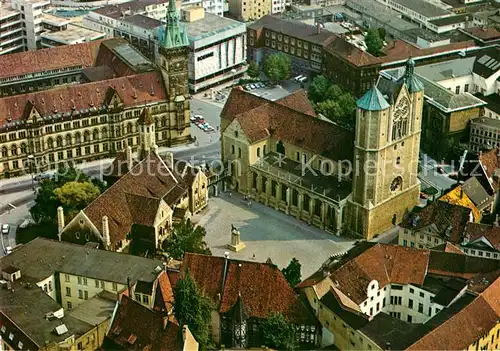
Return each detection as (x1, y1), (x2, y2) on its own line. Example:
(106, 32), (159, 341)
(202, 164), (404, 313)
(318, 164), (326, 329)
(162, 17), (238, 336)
(245, 84), (253, 90)
(256, 82), (265, 89)
(1, 223), (10, 235)
(249, 83), (256, 89)
(190, 116), (197, 123)
(193, 114), (203, 120)
(34, 173), (51, 182)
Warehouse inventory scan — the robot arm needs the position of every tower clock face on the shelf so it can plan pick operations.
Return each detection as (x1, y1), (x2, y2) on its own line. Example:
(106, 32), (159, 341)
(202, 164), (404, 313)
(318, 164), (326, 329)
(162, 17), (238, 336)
(394, 97), (409, 119)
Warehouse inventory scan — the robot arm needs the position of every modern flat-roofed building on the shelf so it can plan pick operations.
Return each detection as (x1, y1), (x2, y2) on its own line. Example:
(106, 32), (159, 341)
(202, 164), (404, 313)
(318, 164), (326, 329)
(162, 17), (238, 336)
(375, 0), (452, 29)
(0, 2), (23, 56)
(10, 0), (51, 50)
(182, 7), (246, 92)
(40, 23), (105, 48)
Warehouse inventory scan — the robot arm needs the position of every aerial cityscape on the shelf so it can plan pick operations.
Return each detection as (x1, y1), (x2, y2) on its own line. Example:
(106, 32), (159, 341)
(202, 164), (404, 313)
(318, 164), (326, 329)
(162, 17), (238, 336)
(1, 0), (500, 349)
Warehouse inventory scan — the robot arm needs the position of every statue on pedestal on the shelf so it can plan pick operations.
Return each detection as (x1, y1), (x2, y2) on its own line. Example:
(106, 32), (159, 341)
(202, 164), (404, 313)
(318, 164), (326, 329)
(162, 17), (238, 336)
(227, 224), (245, 252)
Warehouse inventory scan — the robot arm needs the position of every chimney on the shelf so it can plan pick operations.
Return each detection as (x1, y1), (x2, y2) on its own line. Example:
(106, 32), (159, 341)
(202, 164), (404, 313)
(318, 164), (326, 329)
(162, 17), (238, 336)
(102, 216), (111, 248)
(57, 206), (65, 234)
(165, 151), (174, 168)
(495, 214), (499, 227)
(126, 146), (133, 170)
(316, 22), (321, 34)
(221, 251), (230, 291)
(127, 277), (132, 297)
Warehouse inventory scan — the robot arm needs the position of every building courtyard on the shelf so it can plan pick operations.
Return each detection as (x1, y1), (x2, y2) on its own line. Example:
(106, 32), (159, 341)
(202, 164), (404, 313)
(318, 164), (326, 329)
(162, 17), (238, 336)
(193, 191), (355, 277)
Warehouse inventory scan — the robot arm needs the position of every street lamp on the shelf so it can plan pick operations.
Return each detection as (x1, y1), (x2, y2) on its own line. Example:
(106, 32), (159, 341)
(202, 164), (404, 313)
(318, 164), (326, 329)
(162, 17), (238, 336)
(27, 155), (35, 191)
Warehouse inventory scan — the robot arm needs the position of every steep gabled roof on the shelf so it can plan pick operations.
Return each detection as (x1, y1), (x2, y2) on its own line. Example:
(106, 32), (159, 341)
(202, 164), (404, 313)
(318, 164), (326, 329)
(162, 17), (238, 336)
(223, 88), (354, 161)
(83, 152), (187, 245)
(275, 89), (317, 117)
(356, 85), (390, 111)
(463, 222), (500, 252)
(439, 187), (481, 222)
(181, 253), (317, 324)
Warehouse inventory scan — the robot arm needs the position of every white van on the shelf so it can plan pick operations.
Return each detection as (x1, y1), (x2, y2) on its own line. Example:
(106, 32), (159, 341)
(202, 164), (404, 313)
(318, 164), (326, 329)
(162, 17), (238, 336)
(298, 76), (308, 83)
(294, 75), (304, 82)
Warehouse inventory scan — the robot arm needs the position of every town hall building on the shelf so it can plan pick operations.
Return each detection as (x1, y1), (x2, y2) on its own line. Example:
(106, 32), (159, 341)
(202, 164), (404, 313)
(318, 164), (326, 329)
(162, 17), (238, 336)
(221, 59), (424, 239)
(0, 0), (191, 179)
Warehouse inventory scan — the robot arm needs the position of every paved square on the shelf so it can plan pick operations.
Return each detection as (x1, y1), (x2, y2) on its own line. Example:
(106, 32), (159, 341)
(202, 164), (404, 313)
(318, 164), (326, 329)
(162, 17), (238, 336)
(193, 192), (354, 277)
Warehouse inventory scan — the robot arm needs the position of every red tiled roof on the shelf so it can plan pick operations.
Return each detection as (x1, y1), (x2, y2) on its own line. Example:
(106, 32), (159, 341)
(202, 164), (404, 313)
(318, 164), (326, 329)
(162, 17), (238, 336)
(407, 276), (500, 350)
(299, 243), (430, 304)
(0, 40), (102, 80)
(464, 222), (500, 251)
(464, 27), (500, 41)
(401, 200), (472, 243)
(479, 147), (500, 179)
(0, 71), (166, 127)
(181, 253), (316, 324)
(106, 295), (180, 351)
(275, 89), (317, 117)
(428, 251), (500, 279)
(325, 36), (381, 67)
(222, 89), (354, 161)
(431, 242), (465, 255)
(83, 152), (187, 246)
(154, 271), (174, 312)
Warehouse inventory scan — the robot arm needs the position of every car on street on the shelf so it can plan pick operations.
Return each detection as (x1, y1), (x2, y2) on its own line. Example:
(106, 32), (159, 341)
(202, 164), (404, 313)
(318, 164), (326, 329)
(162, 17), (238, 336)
(249, 83), (257, 89)
(255, 82), (265, 89)
(34, 173), (51, 182)
(190, 116), (197, 123)
(245, 84), (253, 90)
(1, 224), (9, 235)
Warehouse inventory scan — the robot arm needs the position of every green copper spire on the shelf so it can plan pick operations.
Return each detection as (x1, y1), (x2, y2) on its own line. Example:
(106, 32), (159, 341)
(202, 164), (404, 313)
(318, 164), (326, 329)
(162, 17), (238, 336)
(162, 0), (190, 49)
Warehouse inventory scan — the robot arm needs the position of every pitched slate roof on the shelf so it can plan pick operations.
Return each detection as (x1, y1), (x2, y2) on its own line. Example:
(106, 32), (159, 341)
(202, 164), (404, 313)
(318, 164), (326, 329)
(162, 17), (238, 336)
(222, 88), (354, 161)
(356, 85), (390, 111)
(0, 40), (102, 80)
(181, 253), (317, 324)
(401, 200), (472, 243)
(105, 295), (181, 351)
(83, 152), (187, 246)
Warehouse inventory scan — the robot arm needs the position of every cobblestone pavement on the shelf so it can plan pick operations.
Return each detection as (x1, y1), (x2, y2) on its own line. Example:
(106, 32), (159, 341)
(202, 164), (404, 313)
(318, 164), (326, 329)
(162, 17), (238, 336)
(193, 192), (355, 278)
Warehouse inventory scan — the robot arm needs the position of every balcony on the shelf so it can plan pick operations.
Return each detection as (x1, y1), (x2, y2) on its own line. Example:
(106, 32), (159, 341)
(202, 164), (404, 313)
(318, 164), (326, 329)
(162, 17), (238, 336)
(0, 17), (22, 29)
(0, 25), (23, 38)
(0, 33), (23, 47)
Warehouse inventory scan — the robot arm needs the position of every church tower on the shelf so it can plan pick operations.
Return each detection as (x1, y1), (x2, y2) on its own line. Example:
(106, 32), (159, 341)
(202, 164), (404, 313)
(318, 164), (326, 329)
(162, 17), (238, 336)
(138, 107), (156, 160)
(346, 59), (424, 240)
(157, 0), (191, 145)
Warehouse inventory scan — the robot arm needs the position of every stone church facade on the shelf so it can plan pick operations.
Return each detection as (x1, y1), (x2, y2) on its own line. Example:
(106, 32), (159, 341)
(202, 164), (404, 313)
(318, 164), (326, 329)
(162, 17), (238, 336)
(0, 0), (191, 179)
(221, 59), (423, 239)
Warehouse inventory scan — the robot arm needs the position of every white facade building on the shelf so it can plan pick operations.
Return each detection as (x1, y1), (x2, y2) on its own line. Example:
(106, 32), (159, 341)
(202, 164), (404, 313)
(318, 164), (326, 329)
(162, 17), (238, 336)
(0, 2), (23, 55)
(11, 0), (50, 50)
(181, 0), (224, 17)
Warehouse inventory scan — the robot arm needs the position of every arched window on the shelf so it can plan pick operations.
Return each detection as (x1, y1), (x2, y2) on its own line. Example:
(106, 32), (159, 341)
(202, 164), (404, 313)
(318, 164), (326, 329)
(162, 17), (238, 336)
(276, 140), (285, 155)
(10, 144), (17, 156)
(396, 157), (401, 165)
(1, 147), (7, 157)
(56, 136), (63, 147)
(75, 132), (81, 144)
(161, 118), (167, 127)
(83, 131), (90, 142)
(302, 153), (307, 164)
(257, 147), (260, 157)
(47, 138), (54, 149)
(127, 123), (133, 134)
(392, 97), (409, 141)
(231, 145), (235, 154)
(20, 143), (27, 154)
(390, 176), (403, 192)
(102, 128), (108, 139)
(65, 134), (72, 146)
(263, 145), (267, 154)
(238, 147), (242, 158)
(93, 129), (99, 140)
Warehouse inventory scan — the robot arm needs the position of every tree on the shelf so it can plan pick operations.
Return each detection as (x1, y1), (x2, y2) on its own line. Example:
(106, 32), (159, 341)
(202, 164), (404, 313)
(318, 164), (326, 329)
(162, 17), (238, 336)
(377, 27), (386, 40)
(261, 312), (296, 350)
(173, 270), (214, 349)
(247, 61), (260, 79)
(263, 53), (291, 83)
(365, 29), (383, 56)
(162, 219), (211, 260)
(54, 181), (101, 219)
(30, 167), (104, 225)
(282, 258), (301, 287)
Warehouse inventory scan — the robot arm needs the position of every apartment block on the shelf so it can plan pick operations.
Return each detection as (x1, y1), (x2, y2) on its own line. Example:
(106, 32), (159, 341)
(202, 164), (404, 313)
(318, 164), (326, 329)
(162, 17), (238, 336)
(228, 0), (272, 22)
(0, 2), (23, 55)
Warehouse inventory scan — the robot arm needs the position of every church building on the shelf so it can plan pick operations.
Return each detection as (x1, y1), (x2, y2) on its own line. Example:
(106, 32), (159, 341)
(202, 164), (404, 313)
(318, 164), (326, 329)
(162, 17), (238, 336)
(0, 0), (191, 179)
(221, 59), (423, 239)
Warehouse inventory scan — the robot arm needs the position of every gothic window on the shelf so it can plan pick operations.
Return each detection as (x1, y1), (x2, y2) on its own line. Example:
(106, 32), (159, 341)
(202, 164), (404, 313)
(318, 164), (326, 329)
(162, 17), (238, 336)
(276, 140), (285, 155)
(127, 123), (133, 134)
(83, 131), (90, 142)
(75, 132), (82, 144)
(102, 128), (108, 138)
(233, 320), (247, 348)
(392, 97), (409, 141)
(20, 143), (27, 154)
(56, 136), (63, 147)
(10, 144), (17, 155)
(1, 147), (7, 157)
(93, 129), (99, 140)
(390, 176), (403, 192)
(176, 102), (185, 129)
(47, 138), (54, 149)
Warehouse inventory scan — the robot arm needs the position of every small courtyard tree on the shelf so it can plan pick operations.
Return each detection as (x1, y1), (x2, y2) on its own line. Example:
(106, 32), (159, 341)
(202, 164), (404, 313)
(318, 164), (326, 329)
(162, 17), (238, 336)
(263, 53), (291, 83)
(162, 218), (211, 260)
(365, 28), (383, 56)
(282, 258), (302, 287)
(247, 60), (260, 79)
(261, 312), (297, 350)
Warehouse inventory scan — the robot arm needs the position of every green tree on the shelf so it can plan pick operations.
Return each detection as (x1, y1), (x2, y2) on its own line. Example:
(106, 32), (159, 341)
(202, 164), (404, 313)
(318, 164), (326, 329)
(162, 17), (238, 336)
(365, 28), (383, 56)
(282, 258), (301, 287)
(247, 60), (260, 79)
(263, 53), (291, 83)
(162, 219), (211, 260)
(30, 167), (104, 224)
(261, 312), (296, 350)
(53, 181), (101, 219)
(377, 27), (386, 40)
(173, 270), (214, 349)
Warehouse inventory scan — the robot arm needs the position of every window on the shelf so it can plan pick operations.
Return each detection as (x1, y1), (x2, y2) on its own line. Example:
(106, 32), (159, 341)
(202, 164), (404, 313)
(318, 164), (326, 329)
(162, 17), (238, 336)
(78, 276), (82, 285)
(101, 281), (105, 289)
(465, 84), (469, 92)
(83, 277), (88, 286)
(382, 297), (386, 307)
(1, 325), (6, 333)
(407, 315), (413, 323)
(392, 284), (403, 290)
(418, 303), (423, 313)
(67, 301), (72, 309)
(143, 295), (150, 304)
(455, 86), (460, 94)
(65, 274), (70, 282)
(409, 287), (414, 294)
(84, 290), (88, 300)
(9, 333), (13, 340)
(419, 292), (424, 298)
(95, 280), (99, 288)
(257, 147), (260, 157)
(408, 299), (413, 309)
(428, 307), (432, 316)
(238, 148), (242, 158)
(112, 283), (118, 291)
(135, 293), (141, 301)
(18, 342), (23, 349)
(231, 145), (235, 154)
(49, 281), (52, 291)
(78, 290), (83, 299)
(66, 287), (71, 296)
(403, 239), (408, 246)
